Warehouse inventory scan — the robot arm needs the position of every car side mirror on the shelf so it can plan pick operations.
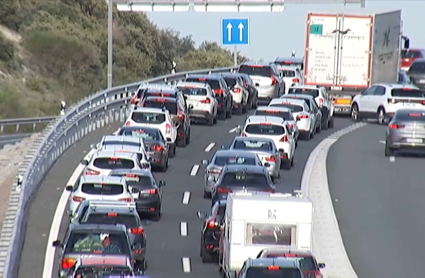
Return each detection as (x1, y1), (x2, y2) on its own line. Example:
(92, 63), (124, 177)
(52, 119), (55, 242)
(278, 149), (285, 153)
(255, 83), (260, 86)
(130, 187), (139, 194)
(202, 159), (209, 165)
(65, 185), (74, 192)
(159, 180), (166, 187)
(189, 104), (194, 110)
(141, 220), (152, 226)
(296, 118), (300, 122)
(264, 162), (271, 167)
(197, 211), (208, 219)
(318, 263), (326, 269)
(207, 176), (216, 181)
(166, 138), (172, 142)
(52, 240), (63, 248)
(80, 160), (89, 166)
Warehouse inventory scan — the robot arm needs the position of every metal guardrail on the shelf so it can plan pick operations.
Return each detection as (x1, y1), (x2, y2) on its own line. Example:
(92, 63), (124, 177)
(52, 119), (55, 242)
(0, 116), (58, 133)
(0, 66), (237, 277)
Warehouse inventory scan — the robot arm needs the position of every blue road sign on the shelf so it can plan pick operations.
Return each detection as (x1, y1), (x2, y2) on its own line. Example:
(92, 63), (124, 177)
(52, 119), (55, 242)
(222, 18), (249, 45)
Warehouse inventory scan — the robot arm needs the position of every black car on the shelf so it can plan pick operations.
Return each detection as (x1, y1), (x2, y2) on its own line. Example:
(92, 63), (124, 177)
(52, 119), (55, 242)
(109, 169), (165, 220)
(210, 164), (276, 205)
(117, 126), (169, 172)
(236, 73), (259, 109)
(141, 96), (192, 147)
(196, 200), (227, 263)
(52, 224), (136, 277)
(130, 85), (186, 106)
(185, 74), (233, 120)
(220, 72), (249, 114)
(406, 59), (425, 89)
(70, 200), (151, 269)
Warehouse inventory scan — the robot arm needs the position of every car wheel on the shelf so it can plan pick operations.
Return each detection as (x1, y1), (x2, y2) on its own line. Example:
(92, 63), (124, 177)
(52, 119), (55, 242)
(153, 206), (161, 221)
(242, 102), (248, 114)
(168, 145), (175, 158)
(291, 156), (294, 166)
(204, 191), (211, 199)
(160, 159), (168, 172)
(178, 136), (187, 147)
(283, 160), (291, 170)
(201, 247), (214, 263)
(328, 117), (334, 128)
(218, 111), (226, 120)
(316, 123), (322, 133)
(384, 143), (394, 157)
(226, 107), (232, 118)
(377, 107), (386, 125)
(208, 116), (214, 126)
(235, 104), (243, 115)
(186, 130), (191, 144)
(351, 104), (361, 122)
(213, 115), (218, 124)
(322, 119), (329, 130)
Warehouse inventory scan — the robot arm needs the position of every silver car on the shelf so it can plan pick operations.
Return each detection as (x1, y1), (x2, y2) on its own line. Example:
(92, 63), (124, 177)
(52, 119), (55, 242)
(238, 62), (284, 105)
(228, 136), (282, 180)
(385, 108), (425, 157)
(201, 150), (267, 199)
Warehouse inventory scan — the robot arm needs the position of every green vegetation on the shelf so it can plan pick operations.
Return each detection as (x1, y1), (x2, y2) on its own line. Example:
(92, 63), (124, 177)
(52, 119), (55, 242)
(0, 0), (247, 119)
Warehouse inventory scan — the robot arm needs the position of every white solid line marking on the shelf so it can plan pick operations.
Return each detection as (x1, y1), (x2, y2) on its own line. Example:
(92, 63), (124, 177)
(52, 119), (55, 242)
(379, 140), (385, 144)
(204, 142), (216, 152)
(182, 257), (191, 272)
(190, 165), (200, 176)
(389, 156), (395, 162)
(182, 191), (191, 204)
(180, 222), (188, 236)
(228, 127), (238, 133)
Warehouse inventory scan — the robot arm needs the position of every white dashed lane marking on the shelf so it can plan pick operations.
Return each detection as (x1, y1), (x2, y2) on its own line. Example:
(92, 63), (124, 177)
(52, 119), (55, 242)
(182, 191), (191, 204)
(190, 165), (200, 176)
(204, 142), (215, 152)
(182, 257), (191, 272)
(180, 222), (188, 236)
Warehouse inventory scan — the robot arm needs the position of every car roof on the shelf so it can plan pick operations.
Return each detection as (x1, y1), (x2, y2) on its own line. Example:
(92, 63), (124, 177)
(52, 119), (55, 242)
(246, 115), (285, 125)
(132, 107), (167, 114)
(214, 150), (258, 157)
(290, 84), (320, 90)
(187, 74), (223, 80)
(240, 61), (273, 67)
(261, 247), (313, 257)
(69, 223), (127, 232)
(276, 65), (298, 70)
(176, 81), (210, 89)
(275, 57), (304, 64)
(233, 136), (275, 144)
(120, 126), (160, 133)
(374, 83), (420, 89)
(249, 257), (300, 268)
(220, 73), (240, 78)
(394, 108), (425, 115)
(222, 164), (267, 173)
(80, 175), (125, 184)
(144, 96), (177, 103)
(285, 94), (315, 100)
(256, 106), (292, 112)
(109, 168), (153, 177)
(270, 98), (306, 106)
(80, 255), (128, 267)
(101, 135), (143, 144)
(93, 150), (138, 159)
(137, 83), (177, 91)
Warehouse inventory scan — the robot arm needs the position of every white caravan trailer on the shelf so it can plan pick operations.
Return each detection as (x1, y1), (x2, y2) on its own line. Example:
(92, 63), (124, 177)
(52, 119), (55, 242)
(220, 191), (313, 278)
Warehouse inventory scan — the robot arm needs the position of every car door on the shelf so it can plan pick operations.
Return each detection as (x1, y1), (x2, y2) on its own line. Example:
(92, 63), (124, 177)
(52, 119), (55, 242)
(357, 86), (377, 113)
(285, 123), (295, 154)
(369, 85), (386, 113)
(310, 100), (321, 127)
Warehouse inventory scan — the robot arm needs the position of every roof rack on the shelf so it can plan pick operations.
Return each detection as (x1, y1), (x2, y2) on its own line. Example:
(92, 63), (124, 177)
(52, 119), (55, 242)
(88, 201), (136, 210)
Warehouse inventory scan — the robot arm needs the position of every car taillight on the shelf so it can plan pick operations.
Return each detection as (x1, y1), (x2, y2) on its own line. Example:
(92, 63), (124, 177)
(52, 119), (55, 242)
(288, 123), (294, 129)
(280, 135), (288, 142)
(178, 113), (185, 120)
(297, 114), (309, 119)
(233, 88), (241, 93)
(389, 124), (405, 129)
(125, 121), (131, 126)
(421, 101), (425, 105)
(130, 97), (139, 105)
(318, 98), (324, 105)
(208, 169), (221, 174)
(265, 156), (276, 162)
(200, 98), (211, 103)
(241, 132), (247, 137)
(271, 76), (278, 85)
(208, 220), (217, 228)
(141, 188), (157, 194)
(166, 123), (171, 134)
(292, 78), (300, 83)
(217, 187), (232, 193)
(214, 89), (224, 94)
(129, 227), (144, 235)
(154, 145), (163, 151)
(119, 198), (133, 202)
(72, 196), (85, 202)
(85, 169), (100, 175)
(61, 258), (76, 269)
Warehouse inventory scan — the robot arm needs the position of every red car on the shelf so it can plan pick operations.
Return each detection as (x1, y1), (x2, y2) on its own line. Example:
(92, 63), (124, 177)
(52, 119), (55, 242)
(256, 247), (325, 278)
(400, 49), (425, 71)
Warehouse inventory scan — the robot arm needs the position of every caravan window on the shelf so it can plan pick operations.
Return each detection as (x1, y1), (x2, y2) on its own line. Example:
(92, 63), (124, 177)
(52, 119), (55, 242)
(245, 223), (297, 246)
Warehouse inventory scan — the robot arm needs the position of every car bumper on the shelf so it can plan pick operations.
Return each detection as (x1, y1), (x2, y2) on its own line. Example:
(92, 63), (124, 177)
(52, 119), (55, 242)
(190, 109), (214, 120)
(135, 198), (161, 213)
(387, 137), (425, 150)
(257, 86), (277, 98)
(296, 120), (311, 133)
(333, 105), (351, 114)
(232, 94), (243, 104)
(147, 151), (165, 167)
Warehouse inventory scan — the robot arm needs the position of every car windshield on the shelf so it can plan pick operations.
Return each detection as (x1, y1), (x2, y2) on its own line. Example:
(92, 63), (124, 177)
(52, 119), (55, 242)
(246, 267), (302, 278)
(111, 174), (154, 189)
(401, 50), (422, 58)
(178, 87), (207, 96)
(232, 139), (273, 151)
(93, 158), (134, 170)
(269, 103), (303, 113)
(391, 88), (425, 98)
(214, 155), (257, 166)
(221, 172), (268, 186)
(255, 110), (293, 121)
(279, 70), (296, 77)
(245, 124), (285, 135)
(186, 78), (220, 90)
(81, 183), (124, 195)
(130, 112), (165, 124)
(143, 99), (177, 115)
(288, 88), (319, 98)
(84, 213), (138, 228)
(264, 254), (316, 270)
(66, 232), (128, 255)
(118, 128), (160, 141)
(239, 65), (271, 77)
(74, 267), (133, 277)
(394, 111), (425, 122)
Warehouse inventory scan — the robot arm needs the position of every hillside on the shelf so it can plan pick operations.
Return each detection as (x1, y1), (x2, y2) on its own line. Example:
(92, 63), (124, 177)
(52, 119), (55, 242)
(0, 0), (245, 119)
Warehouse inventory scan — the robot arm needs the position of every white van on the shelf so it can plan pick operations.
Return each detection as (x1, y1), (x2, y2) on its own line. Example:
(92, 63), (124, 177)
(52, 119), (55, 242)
(219, 191), (313, 278)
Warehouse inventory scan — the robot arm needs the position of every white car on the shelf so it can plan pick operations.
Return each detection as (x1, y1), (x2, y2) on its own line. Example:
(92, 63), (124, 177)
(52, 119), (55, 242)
(235, 115), (296, 169)
(254, 106), (299, 146)
(176, 81), (218, 125)
(125, 107), (177, 157)
(220, 73), (249, 114)
(351, 83), (425, 124)
(66, 175), (133, 216)
(277, 65), (303, 94)
(269, 98), (316, 140)
(82, 150), (147, 176)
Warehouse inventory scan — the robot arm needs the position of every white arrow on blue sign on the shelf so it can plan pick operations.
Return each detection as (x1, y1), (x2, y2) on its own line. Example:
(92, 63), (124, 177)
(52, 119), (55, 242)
(222, 18), (249, 45)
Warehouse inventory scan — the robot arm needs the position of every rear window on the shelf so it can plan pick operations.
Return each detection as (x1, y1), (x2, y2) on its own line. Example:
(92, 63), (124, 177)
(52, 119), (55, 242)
(75, 267), (133, 276)
(255, 110), (293, 121)
(112, 174), (154, 188)
(239, 65), (272, 77)
(118, 128), (160, 141)
(84, 213), (138, 227)
(93, 158), (134, 169)
(269, 103), (304, 113)
(186, 78), (220, 90)
(264, 254), (316, 270)
(222, 172), (268, 187)
(245, 124), (285, 135)
(81, 183), (124, 195)
(402, 50), (422, 59)
(214, 155), (257, 166)
(130, 112), (165, 124)
(409, 62), (425, 73)
(279, 69), (296, 77)
(223, 77), (237, 88)
(391, 88), (425, 98)
(275, 61), (303, 69)
(178, 87), (207, 96)
(288, 88), (319, 98)
(66, 231), (129, 255)
(394, 111), (425, 122)
(143, 99), (177, 115)
(246, 267), (301, 278)
(232, 139), (273, 151)
(145, 91), (176, 98)
(102, 141), (140, 148)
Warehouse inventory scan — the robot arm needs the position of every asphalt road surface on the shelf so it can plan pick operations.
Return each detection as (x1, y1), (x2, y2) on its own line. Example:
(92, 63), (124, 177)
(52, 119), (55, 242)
(17, 112), (352, 278)
(328, 123), (425, 278)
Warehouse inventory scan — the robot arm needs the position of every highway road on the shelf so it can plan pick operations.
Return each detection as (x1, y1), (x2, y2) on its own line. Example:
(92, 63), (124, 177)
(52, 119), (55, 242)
(17, 112), (353, 278)
(0, 133), (31, 149)
(328, 123), (425, 278)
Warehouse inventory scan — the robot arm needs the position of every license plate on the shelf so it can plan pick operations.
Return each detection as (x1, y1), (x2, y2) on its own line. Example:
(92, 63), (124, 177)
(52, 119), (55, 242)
(402, 103), (415, 107)
(334, 99), (351, 105)
(406, 138), (422, 143)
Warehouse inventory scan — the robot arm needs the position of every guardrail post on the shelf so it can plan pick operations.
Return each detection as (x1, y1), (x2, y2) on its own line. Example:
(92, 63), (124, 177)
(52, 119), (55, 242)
(16, 124), (19, 132)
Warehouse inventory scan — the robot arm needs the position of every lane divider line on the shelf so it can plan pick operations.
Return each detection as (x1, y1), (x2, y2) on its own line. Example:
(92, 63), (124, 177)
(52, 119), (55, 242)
(42, 149), (97, 278)
(182, 191), (191, 204)
(190, 165), (199, 176)
(182, 257), (191, 273)
(180, 222), (188, 236)
(228, 127), (238, 133)
(389, 156), (395, 162)
(204, 142), (215, 152)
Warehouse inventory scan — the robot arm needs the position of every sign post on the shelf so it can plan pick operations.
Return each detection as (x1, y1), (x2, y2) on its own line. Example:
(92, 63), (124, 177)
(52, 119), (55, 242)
(222, 18), (249, 67)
